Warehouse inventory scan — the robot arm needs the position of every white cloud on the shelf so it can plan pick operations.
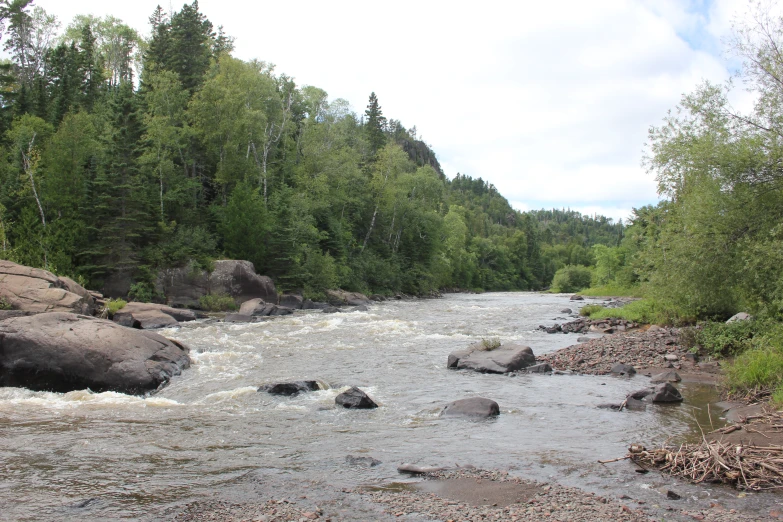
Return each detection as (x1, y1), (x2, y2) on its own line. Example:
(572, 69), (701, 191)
(34, 0), (753, 220)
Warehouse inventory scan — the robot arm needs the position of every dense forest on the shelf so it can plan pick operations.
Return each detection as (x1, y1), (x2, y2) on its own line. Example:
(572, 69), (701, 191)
(0, 0), (624, 300)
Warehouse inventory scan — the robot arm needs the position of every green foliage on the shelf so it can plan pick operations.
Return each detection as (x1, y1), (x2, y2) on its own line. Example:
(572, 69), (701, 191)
(724, 323), (783, 399)
(551, 265), (592, 293)
(578, 284), (643, 297)
(128, 281), (159, 303)
(479, 337), (501, 351)
(579, 304), (604, 316)
(106, 298), (127, 316)
(693, 320), (764, 357)
(199, 293), (237, 312)
(585, 298), (689, 325)
(0, 296), (11, 310)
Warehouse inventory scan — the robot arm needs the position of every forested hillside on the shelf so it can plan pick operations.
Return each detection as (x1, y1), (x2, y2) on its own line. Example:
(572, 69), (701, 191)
(0, 0), (622, 300)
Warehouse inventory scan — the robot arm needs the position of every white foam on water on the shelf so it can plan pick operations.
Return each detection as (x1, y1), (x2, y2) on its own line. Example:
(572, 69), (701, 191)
(0, 387), (181, 410)
(198, 386), (259, 404)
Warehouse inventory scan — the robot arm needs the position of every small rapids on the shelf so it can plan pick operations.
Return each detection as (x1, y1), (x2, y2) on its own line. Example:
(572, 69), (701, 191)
(0, 293), (753, 520)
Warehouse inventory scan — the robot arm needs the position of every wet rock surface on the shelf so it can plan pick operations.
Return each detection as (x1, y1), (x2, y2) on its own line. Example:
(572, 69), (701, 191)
(112, 302), (200, 329)
(441, 397), (500, 418)
(448, 343), (536, 373)
(0, 312), (190, 394)
(258, 381), (320, 396)
(335, 386), (377, 409)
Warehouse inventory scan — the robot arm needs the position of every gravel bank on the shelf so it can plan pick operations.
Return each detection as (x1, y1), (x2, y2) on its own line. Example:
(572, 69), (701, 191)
(538, 326), (688, 374)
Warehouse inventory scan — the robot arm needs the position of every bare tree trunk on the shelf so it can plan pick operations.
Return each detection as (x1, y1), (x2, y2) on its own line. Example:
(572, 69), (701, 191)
(361, 204), (378, 253)
(21, 133), (46, 229)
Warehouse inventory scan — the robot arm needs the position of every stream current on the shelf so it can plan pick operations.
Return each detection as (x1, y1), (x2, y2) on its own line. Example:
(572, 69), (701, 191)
(0, 293), (777, 520)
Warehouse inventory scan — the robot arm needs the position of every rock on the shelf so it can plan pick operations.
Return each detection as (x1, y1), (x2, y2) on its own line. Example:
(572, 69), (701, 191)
(597, 403), (622, 410)
(684, 352), (699, 363)
(525, 363), (553, 373)
(698, 361), (721, 373)
(397, 464), (448, 474)
(322, 306), (342, 314)
(224, 313), (256, 323)
(647, 325), (663, 333)
(352, 305), (369, 312)
(570, 295), (584, 301)
(0, 312), (190, 394)
(628, 388), (654, 400)
(156, 260), (277, 308)
(112, 302), (199, 329)
(545, 325), (560, 334)
(577, 336), (591, 342)
(624, 397), (647, 411)
(441, 397), (499, 418)
(560, 308), (573, 314)
(335, 386), (377, 409)
(667, 490), (681, 500)
(345, 455), (381, 467)
(649, 382), (683, 403)
(238, 299), (292, 317)
(650, 371), (681, 383)
(279, 294), (303, 309)
(302, 299), (329, 310)
(664, 353), (679, 362)
(258, 381), (320, 396)
(0, 260), (95, 315)
(325, 289), (371, 306)
(448, 343), (536, 374)
(726, 312), (752, 323)
(610, 363), (636, 376)
(369, 294), (386, 302)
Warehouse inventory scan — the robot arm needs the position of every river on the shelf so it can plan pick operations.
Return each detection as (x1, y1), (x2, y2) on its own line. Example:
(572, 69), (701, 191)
(0, 293), (775, 520)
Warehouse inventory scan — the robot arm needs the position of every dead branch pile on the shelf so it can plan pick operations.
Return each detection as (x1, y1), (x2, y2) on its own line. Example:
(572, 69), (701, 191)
(628, 442), (783, 491)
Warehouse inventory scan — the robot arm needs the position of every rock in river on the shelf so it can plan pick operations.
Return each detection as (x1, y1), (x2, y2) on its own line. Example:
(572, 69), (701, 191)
(258, 381), (320, 396)
(441, 397), (500, 418)
(610, 363), (636, 376)
(335, 386), (377, 409)
(0, 312), (190, 394)
(112, 302), (200, 329)
(0, 260), (95, 315)
(447, 342), (536, 374)
(649, 382), (683, 403)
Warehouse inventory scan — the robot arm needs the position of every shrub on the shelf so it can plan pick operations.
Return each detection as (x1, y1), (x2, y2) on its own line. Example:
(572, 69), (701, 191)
(579, 304), (604, 316)
(199, 293), (237, 312)
(0, 296), (12, 310)
(479, 337), (501, 351)
(725, 347), (783, 394)
(106, 298), (127, 316)
(551, 265), (593, 293)
(696, 320), (762, 357)
(128, 282), (160, 303)
(585, 298), (690, 325)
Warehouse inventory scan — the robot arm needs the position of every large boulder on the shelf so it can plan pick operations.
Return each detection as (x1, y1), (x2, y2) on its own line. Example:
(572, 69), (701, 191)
(0, 260), (95, 315)
(112, 302), (199, 329)
(279, 294), (303, 309)
(441, 397), (500, 418)
(335, 386), (377, 409)
(156, 260), (277, 308)
(726, 312), (752, 324)
(649, 382), (683, 403)
(326, 289), (371, 307)
(448, 342), (536, 374)
(0, 312), (190, 394)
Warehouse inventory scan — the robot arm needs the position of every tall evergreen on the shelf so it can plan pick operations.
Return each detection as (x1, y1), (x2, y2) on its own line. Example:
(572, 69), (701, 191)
(364, 92), (386, 156)
(169, 1), (213, 94)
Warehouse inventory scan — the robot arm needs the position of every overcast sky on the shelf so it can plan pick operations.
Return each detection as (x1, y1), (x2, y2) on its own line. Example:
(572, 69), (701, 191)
(35, 0), (756, 222)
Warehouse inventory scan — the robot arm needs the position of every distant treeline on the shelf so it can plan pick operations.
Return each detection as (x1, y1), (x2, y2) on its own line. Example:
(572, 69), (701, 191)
(0, 1), (624, 300)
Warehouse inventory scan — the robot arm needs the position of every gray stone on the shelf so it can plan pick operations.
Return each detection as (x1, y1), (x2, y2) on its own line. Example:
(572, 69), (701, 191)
(224, 313), (256, 323)
(570, 295), (584, 301)
(279, 294), (303, 309)
(346, 455), (382, 467)
(0, 312), (190, 394)
(258, 381), (320, 396)
(577, 336), (591, 342)
(664, 353), (679, 362)
(610, 363), (636, 376)
(649, 382), (683, 403)
(441, 397), (499, 418)
(650, 371), (681, 384)
(560, 308), (573, 314)
(302, 299), (329, 310)
(525, 363), (553, 373)
(448, 343), (536, 374)
(111, 302), (199, 329)
(326, 289), (371, 306)
(335, 386), (377, 409)
(322, 306), (342, 314)
(628, 388), (654, 400)
(726, 312), (752, 323)
(238, 299), (292, 317)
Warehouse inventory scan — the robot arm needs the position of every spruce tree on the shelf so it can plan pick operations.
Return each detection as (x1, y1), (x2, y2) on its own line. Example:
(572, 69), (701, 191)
(364, 92), (386, 156)
(169, 1), (214, 94)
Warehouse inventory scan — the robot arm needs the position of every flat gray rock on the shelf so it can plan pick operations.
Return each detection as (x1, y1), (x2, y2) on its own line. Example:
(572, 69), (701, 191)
(441, 397), (499, 418)
(448, 343), (536, 374)
(650, 371), (681, 383)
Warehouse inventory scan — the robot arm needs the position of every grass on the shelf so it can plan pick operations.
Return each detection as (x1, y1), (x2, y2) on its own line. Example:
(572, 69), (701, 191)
(723, 322), (783, 405)
(478, 337), (501, 351)
(578, 284), (644, 298)
(106, 298), (127, 316)
(579, 304), (604, 317)
(582, 298), (692, 325)
(198, 293), (237, 312)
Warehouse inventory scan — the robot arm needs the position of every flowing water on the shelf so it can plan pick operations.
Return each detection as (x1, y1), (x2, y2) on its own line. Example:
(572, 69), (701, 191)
(0, 293), (776, 520)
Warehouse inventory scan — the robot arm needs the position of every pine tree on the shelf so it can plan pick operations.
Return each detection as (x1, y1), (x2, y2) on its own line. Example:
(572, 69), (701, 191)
(169, 1), (214, 94)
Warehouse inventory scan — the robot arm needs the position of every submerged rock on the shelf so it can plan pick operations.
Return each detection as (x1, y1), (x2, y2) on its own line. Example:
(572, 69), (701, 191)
(335, 386), (377, 409)
(258, 381), (320, 396)
(525, 363), (553, 373)
(448, 343), (536, 374)
(0, 312), (190, 394)
(441, 397), (500, 418)
(346, 455), (382, 467)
